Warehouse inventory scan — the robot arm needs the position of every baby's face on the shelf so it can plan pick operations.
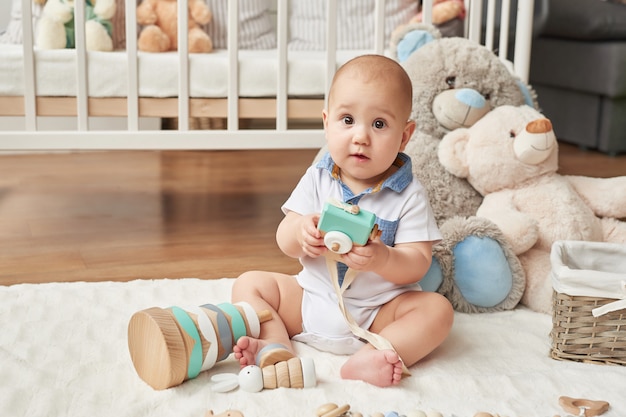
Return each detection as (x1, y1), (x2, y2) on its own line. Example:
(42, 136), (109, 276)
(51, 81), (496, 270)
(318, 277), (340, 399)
(323, 76), (413, 192)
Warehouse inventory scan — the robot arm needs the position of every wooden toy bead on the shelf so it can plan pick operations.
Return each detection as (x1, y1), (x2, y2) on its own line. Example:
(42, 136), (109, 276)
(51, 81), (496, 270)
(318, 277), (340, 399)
(315, 403), (350, 417)
(316, 403), (337, 416)
(257, 346), (296, 368)
(256, 357), (315, 391)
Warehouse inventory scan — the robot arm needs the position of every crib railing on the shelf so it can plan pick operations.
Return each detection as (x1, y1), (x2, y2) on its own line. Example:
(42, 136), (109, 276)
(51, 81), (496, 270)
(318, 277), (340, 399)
(0, 0), (535, 150)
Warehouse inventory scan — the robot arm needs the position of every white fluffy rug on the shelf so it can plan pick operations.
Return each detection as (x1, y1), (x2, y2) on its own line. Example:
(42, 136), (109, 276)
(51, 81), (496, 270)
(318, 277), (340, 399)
(1, 278), (624, 417)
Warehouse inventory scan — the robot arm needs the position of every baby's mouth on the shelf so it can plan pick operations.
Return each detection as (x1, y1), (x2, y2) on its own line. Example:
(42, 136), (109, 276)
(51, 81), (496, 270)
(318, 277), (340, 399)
(351, 153), (369, 161)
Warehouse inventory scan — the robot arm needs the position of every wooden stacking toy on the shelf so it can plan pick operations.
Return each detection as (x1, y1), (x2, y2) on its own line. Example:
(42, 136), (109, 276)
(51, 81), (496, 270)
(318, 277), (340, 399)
(128, 301), (271, 390)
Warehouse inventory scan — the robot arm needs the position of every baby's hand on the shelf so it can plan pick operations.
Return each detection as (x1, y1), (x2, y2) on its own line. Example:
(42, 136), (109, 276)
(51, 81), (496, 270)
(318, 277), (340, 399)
(339, 235), (389, 272)
(299, 214), (327, 258)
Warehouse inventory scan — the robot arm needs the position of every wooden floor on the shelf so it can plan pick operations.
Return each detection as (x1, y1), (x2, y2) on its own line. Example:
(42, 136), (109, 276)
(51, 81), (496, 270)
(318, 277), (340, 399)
(0, 142), (625, 286)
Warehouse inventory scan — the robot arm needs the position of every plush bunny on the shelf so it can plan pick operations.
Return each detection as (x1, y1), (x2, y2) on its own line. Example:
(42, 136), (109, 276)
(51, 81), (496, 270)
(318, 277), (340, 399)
(36, 0), (116, 51)
(438, 105), (626, 313)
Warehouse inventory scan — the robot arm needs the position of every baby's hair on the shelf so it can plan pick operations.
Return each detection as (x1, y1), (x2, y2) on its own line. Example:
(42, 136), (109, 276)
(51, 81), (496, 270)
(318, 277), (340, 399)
(328, 54), (413, 119)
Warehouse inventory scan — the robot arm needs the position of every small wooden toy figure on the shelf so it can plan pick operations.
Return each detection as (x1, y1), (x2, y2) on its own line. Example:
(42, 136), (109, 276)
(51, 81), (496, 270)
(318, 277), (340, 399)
(211, 357), (317, 392)
(127, 301), (271, 390)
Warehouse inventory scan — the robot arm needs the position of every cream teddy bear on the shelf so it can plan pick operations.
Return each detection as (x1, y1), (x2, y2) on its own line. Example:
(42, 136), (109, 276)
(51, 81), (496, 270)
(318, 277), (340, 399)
(137, 0), (213, 53)
(438, 105), (626, 313)
(36, 0), (116, 52)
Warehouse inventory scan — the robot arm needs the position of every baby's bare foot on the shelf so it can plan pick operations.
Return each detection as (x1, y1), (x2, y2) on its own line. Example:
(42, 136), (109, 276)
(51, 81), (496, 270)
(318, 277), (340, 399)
(233, 336), (266, 368)
(233, 338), (295, 368)
(340, 348), (404, 387)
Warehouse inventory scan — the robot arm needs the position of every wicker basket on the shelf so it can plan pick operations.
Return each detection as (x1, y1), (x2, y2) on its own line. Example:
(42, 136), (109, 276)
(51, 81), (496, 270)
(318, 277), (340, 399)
(550, 241), (626, 366)
(551, 292), (626, 365)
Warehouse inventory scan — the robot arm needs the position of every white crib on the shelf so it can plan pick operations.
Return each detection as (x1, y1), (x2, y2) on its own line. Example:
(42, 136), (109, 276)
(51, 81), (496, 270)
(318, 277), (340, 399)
(0, 0), (535, 150)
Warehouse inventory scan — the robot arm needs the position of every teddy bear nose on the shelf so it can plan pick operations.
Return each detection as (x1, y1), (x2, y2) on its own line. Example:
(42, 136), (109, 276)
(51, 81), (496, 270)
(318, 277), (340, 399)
(433, 88), (490, 130)
(455, 88), (486, 109)
(526, 118), (552, 134)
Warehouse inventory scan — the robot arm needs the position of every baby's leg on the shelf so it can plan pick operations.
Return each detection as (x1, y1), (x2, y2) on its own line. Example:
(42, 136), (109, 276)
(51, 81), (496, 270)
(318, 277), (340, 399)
(341, 291), (453, 386)
(231, 271), (303, 367)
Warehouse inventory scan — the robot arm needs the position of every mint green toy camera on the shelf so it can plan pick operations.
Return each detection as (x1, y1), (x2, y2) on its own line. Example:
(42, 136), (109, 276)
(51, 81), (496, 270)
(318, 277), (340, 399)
(317, 200), (379, 254)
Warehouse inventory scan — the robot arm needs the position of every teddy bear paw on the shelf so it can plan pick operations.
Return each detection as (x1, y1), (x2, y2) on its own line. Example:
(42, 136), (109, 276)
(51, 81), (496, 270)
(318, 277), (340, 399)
(452, 235), (514, 308)
(138, 25), (171, 52)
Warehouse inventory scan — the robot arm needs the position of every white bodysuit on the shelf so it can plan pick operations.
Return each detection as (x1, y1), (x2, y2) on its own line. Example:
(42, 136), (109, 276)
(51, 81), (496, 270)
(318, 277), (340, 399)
(282, 152), (441, 354)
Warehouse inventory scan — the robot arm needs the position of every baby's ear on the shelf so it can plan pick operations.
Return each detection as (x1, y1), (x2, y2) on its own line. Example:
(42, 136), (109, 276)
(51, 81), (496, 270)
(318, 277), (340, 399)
(400, 120), (417, 151)
(438, 128), (470, 179)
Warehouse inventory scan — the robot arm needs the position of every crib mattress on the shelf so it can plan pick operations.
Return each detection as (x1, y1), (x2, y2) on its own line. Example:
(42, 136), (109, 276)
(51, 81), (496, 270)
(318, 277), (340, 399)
(0, 45), (372, 99)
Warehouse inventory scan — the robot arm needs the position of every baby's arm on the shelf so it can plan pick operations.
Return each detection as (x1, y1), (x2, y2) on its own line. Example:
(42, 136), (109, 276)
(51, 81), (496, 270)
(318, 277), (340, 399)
(276, 211), (327, 259)
(341, 239), (433, 285)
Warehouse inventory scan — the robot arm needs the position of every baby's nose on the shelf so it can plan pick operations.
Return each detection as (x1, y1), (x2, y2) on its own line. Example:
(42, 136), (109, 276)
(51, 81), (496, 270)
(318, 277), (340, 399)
(352, 126), (369, 144)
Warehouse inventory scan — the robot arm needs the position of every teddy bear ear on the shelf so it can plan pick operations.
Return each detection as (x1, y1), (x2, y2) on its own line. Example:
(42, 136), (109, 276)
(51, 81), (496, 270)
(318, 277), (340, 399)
(390, 23), (442, 63)
(438, 128), (471, 179)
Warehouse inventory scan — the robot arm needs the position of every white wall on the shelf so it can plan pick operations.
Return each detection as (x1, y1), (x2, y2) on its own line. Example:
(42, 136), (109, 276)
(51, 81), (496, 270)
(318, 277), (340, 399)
(0, 1), (12, 32)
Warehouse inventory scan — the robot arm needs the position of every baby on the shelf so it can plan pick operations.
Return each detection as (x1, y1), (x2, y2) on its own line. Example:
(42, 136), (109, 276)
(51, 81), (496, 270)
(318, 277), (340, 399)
(231, 54), (454, 387)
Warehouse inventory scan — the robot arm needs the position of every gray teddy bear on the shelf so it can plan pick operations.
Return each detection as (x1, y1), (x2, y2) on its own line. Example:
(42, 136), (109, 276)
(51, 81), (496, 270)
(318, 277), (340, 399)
(391, 23), (539, 312)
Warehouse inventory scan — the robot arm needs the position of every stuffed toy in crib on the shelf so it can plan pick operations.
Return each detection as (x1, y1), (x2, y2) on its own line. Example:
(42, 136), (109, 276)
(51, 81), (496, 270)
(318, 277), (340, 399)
(392, 0), (466, 39)
(438, 104), (626, 314)
(36, 0), (116, 52)
(136, 0), (213, 53)
(382, 23), (539, 314)
(409, 0), (466, 26)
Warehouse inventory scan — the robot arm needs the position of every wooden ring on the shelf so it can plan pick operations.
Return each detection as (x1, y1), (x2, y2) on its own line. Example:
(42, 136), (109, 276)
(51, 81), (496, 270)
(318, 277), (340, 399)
(559, 396), (610, 417)
(320, 404), (350, 417)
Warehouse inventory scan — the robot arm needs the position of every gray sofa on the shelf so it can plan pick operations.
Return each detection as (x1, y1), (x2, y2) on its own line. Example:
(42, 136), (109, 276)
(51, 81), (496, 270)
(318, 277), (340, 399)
(529, 0), (626, 155)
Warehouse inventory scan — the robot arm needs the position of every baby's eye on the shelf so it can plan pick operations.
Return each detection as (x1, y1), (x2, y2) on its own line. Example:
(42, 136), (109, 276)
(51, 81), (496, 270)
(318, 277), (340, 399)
(373, 119), (386, 129)
(342, 116), (354, 125)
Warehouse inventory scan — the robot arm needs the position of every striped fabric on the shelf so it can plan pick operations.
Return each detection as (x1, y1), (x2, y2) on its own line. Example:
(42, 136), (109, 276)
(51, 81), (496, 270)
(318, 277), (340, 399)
(1, 0), (415, 51)
(2, 0), (276, 51)
(112, 0), (277, 50)
(0, 0), (43, 45)
(288, 0), (418, 50)
(203, 0), (276, 49)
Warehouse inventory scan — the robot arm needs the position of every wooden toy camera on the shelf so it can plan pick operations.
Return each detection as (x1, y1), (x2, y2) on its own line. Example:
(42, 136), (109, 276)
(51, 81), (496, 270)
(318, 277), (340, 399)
(317, 200), (379, 254)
